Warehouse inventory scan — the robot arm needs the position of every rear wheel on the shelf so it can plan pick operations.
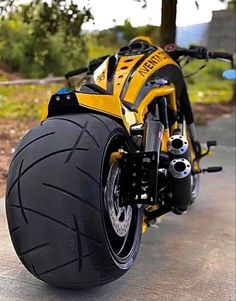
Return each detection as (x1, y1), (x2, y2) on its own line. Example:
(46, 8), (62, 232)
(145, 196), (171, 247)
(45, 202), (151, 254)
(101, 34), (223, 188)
(6, 113), (142, 288)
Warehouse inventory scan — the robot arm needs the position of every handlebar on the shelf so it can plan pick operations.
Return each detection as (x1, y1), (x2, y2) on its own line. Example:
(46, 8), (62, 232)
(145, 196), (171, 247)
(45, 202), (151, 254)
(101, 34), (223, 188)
(64, 55), (109, 79)
(208, 51), (233, 62)
(65, 46), (234, 80)
(167, 45), (234, 66)
(65, 67), (88, 79)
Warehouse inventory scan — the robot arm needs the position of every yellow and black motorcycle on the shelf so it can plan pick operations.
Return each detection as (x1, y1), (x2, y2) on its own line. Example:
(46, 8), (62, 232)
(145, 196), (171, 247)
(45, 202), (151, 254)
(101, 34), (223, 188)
(5, 37), (233, 288)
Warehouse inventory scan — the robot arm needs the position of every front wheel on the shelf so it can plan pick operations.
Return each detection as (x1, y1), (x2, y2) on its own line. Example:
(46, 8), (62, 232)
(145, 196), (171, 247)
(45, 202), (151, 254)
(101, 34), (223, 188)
(6, 113), (142, 288)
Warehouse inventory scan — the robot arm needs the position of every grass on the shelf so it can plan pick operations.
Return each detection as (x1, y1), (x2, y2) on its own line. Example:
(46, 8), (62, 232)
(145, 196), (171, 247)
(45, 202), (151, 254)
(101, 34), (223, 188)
(0, 59), (233, 120)
(0, 84), (61, 119)
(185, 59), (233, 103)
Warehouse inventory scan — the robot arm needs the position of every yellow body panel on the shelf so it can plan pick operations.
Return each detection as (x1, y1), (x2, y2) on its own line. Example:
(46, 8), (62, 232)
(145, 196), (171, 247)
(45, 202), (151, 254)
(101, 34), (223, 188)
(73, 84), (177, 152)
(135, 84), (175, 122)
(41, 101), (49, 121)
(76, 93), (137, 132)
(77, 93), (123, 118)
(124, 49), (178, 104)
(113, 55), (144, 96)
(93, 59), (109, 91)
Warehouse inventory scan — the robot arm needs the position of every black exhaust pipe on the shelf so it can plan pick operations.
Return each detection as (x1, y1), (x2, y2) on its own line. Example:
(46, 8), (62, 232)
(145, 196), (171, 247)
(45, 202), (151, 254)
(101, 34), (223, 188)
(168, 158), (192, 214)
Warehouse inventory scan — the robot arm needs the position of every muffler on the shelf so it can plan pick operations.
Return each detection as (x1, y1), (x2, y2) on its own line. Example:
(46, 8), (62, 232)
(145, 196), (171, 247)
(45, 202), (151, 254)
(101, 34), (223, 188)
(167, 135), (190, 160)
(168, 158), (192, 214)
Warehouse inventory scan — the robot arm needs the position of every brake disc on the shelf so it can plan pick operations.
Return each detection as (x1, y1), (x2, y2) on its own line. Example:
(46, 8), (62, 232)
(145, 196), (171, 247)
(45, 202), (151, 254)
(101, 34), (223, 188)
(104, 161), (132, 237)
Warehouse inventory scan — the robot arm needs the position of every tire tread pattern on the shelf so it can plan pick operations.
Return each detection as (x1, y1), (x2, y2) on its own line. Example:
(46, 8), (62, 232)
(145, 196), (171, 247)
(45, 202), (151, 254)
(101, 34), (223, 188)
(6, 113), (141, 289)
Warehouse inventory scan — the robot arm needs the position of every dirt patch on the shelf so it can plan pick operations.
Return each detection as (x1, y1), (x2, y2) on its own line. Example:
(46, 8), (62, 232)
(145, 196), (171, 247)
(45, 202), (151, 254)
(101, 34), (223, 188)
(0, 119), (35, 197)
(193, 102), (235, 125)
(0, 64), (23, 81)
(0, 102), (235, 198)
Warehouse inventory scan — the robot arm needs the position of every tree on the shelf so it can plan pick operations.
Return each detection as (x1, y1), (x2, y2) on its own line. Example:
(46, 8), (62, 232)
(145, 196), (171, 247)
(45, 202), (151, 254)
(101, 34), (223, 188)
(0, 1), (92, 40)
(0, 1), (93, 77)
(137, 0), (236, 105)
(158, 0), (236, 48)
(160, 0), (177, 47)
(135, 0), (177, 47)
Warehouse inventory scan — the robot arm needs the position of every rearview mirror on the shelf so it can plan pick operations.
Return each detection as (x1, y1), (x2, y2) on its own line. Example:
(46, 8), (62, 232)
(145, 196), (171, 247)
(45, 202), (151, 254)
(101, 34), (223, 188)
(223, 69), (236, 80)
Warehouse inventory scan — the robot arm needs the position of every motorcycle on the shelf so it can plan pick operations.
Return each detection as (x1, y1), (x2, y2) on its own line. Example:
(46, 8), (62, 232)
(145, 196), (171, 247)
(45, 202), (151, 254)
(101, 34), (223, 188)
(5, 36), (234, 288)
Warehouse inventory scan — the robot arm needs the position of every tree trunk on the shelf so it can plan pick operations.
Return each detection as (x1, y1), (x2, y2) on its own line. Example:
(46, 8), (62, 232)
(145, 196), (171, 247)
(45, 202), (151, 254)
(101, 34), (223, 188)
(160, 0), (177, 48)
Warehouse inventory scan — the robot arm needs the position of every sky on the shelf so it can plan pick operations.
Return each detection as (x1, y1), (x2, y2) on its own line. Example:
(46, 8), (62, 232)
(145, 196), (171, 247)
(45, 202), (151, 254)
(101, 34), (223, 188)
(79, 0), (227, 30)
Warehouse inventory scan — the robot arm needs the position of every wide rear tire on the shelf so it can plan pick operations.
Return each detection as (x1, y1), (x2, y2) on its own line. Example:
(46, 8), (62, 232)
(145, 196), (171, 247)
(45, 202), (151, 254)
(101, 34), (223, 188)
(6, 113), (142, 288)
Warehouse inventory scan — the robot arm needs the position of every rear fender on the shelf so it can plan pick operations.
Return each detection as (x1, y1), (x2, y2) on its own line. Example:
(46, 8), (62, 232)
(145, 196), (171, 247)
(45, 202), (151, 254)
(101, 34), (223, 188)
(40, 91), (137, 133)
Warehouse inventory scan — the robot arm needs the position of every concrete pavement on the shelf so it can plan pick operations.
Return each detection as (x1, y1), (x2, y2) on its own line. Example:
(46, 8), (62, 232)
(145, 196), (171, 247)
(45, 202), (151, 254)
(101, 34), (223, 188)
(0, 113), (235, 301)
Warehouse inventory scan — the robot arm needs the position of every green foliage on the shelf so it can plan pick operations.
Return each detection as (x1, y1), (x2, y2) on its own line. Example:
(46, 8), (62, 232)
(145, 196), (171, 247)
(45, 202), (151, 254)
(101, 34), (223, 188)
(0, 1), (233, 107)
(184, 59), (233, 87)
(0, 17), (28, 72)
(18, 0), (92, 40)
(227, 0), (236, 12)
(0, 16), (88, 77)
(0, 1), (92, 77)
(0, 9), (160, 78)
(85, 34), (117, 61)
(114, 19), (160, 44)
(184, 59), (233, 102)
(84, 19), (160, 60)
(0, 0), (14, 16)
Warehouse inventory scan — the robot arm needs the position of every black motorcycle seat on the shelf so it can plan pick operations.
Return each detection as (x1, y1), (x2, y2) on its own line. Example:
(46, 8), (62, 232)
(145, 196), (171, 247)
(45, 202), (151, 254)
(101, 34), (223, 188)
(79, 83), (110, 95)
